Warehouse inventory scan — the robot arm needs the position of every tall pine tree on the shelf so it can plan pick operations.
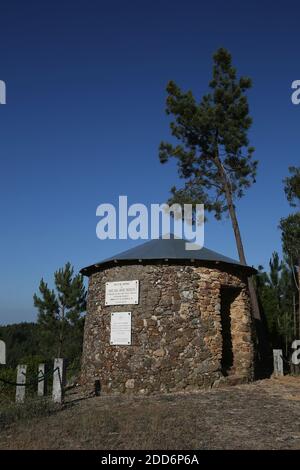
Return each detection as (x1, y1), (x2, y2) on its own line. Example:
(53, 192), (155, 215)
(256, 253), (296, 353)
(279, 166), (300, 339)
(159, 47), (260, 319)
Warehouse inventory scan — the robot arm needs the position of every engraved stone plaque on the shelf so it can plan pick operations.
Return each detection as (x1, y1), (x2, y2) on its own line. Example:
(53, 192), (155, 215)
(105, 280), (139, 306)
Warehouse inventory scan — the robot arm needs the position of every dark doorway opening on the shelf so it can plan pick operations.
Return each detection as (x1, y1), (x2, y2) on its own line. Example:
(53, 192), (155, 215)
(220, 287), (240, 376)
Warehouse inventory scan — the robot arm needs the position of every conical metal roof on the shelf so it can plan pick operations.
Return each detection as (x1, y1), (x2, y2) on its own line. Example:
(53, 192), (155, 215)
(81, 237), (256, 276)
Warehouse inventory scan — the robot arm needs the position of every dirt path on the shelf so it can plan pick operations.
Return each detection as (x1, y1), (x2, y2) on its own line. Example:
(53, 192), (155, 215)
(1, 376), (300, 449)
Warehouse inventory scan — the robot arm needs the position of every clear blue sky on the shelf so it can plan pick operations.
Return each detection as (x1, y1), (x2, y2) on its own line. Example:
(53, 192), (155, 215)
(0, 0), (299, 324)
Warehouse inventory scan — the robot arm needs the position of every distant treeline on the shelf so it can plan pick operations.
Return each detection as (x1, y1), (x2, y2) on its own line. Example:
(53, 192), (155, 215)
(0, 321), (84, 370)
(0, 262), (87, 372)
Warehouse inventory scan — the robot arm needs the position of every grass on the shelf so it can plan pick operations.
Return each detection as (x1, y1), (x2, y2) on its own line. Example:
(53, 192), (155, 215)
(1, 377), (300, 449)
(0, 397), (60, 428)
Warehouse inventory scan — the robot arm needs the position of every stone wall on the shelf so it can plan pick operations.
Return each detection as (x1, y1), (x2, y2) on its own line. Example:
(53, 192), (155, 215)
(80, 262), (254, 395)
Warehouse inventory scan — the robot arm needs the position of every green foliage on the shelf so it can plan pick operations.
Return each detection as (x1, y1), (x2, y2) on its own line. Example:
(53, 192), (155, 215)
(279, 213), (300, 266)
(280, 166), (300, 323)
(0, 367), (16, 402)
(0, 320), (84, 372)
(256, 253), (297, 349)
(33, 262), (86, 358)
(0, 323), (41, 368)
(281, 165), (300, 266)
(0, 354), (50, 403)
(159, 47), (257, 220)
(256, 166), (300, 359)
(284, 166), (300, 208)
(0, 262), (87, 400)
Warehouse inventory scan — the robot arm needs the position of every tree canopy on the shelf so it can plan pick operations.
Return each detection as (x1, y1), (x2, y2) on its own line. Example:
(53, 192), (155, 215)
(159, 47), (257, 221)
(33, 262), (86, 358)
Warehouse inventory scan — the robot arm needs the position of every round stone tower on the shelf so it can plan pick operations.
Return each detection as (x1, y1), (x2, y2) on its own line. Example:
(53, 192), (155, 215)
(80, 237), (256, 395)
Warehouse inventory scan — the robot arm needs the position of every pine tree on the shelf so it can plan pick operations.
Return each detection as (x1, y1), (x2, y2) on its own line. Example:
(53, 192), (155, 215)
(159, 47), (260, 319)
(280, 166), (300, 340)
(255, 256), (281, 344)
(33, 262), (86, 358)
(284, 166), (300, 207)
(256, 253), (296, 352)
(279, 214), (300, 322)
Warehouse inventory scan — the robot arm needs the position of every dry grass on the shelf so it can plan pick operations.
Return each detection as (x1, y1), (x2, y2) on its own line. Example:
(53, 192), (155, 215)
(1, 377), (300, 450)
(0, 397), (60, 428)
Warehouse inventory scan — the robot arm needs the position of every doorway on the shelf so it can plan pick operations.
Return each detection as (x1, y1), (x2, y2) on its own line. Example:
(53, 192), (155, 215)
(220, 286), (241, 376)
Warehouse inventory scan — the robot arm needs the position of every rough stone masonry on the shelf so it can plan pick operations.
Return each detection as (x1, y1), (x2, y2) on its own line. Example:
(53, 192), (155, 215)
(80, 258), (254, 395)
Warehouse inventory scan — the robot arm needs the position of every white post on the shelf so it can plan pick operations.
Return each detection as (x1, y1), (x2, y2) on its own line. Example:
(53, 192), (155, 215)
(16, 364), (27, 403)
(273, 349), (284, 376)
(52, 358), (66, 403)
(0, 340), (5, 364)
(38, 364), (46, 397)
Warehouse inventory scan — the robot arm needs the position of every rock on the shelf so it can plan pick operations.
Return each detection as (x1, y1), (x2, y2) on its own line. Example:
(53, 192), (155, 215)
(125, 379), (135, 389)
(153, 348), (165, 357)
(181, 290), (193, 300)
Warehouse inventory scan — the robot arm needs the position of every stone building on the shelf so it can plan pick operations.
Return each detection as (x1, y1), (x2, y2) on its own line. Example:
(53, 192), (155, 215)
(80, 237), (256, 395)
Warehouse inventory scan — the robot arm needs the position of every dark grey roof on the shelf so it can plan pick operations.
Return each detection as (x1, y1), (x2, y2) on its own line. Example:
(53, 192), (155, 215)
(81, 237), (256, 276)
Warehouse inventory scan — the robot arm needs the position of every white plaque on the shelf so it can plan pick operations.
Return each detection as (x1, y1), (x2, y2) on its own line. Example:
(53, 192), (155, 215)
(110, 312), (131, 345)
(105, 280), (139, 306)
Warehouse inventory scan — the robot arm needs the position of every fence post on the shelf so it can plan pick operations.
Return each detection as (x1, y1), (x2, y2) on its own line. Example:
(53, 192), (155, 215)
(0, 340), (5, 365)
(52, 358), (66, 403)
(16, 364), (27, 403)
(273, 349), (284, 376)
(38, 363), (46, 397)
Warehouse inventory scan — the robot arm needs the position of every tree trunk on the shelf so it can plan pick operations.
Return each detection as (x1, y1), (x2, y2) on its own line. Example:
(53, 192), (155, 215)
(215, 155), (261, 320)
(285, 311), (288, 357)
(227, 193), (261, 320)
(58, 306), (65, 358)
(293, 293), (297, 338)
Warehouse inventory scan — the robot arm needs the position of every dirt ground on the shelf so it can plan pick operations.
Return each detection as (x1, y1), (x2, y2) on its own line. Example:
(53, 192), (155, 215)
(1, 376), (300, 450)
